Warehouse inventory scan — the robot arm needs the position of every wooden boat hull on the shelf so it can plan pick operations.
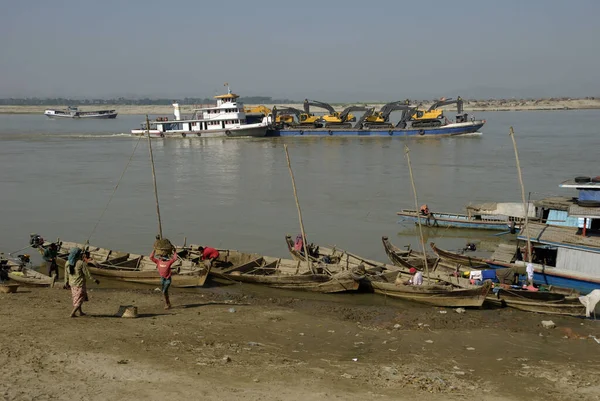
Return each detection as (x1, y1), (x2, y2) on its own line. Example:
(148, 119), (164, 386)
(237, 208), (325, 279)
(7, 268), (55, 287)
(397, 210), (512, 231)
(370, 280), (492, 307)
(381, 236), (439, 270)
(429, 242), (490, 269)
(207, 248), (360, 293)
(50, 241), (208, 288)
(213, 271), (358, 293)
(87, 267), (208, 287)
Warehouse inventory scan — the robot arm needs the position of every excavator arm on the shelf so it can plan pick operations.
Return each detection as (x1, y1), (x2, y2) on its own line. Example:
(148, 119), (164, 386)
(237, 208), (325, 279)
(380, 103), (414, 122)
(427, 97), (464, 114)
(303, 99), (336, 115)
(338, 106), (372, 122)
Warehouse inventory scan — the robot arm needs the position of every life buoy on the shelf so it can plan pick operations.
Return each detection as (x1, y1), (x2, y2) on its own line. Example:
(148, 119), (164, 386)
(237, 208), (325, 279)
(159, 133), (165, 138)
(225, 130), (232, 136)
(182, 133), (186, 138)
(196, 133), (201, 137)
(328, 130), (333, 136)
(299, 130), (304, 136)
(388, 130), (393, 136)
(419, 129), (425, 136)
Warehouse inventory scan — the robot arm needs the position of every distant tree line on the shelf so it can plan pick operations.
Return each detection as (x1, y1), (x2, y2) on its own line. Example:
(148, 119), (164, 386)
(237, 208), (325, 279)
(0, 96), (298, 105)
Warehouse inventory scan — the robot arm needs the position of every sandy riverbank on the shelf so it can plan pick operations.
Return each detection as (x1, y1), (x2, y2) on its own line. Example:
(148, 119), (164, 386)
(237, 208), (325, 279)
(2, 98), (600, 115)
(1, 283), (599, 401)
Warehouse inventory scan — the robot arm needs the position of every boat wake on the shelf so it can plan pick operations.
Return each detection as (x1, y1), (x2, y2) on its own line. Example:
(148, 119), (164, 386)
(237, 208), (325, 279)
(459, 132), (483, 137)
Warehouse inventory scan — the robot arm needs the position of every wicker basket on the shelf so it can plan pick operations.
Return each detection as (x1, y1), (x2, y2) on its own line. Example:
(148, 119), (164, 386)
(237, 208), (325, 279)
(153, 238), (174, 257)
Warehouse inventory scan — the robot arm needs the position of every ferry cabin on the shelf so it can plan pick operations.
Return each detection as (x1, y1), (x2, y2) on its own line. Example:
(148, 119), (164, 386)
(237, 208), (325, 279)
(150, 91), (250, 133)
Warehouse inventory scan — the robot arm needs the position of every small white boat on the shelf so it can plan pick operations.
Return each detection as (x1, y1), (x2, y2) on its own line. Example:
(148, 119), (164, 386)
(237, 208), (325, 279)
(131, 85), (269, 138)
(44, 106), (118, 119)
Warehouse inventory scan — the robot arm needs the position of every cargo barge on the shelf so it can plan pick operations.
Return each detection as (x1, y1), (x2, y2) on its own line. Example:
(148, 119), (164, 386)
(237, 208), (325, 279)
(267, 119), (484, 137)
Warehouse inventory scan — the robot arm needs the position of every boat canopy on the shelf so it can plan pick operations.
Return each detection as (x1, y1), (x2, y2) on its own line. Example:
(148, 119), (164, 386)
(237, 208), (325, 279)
(568, 204), (600, 219)
(465, 202), (536, 218)
(518, 222), (600, 252)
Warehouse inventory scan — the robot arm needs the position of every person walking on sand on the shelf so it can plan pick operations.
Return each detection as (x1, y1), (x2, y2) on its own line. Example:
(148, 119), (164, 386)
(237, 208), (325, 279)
(150, 249), (178, 310)
(64, 248), (99, 318)
(197, 246), (220, 269)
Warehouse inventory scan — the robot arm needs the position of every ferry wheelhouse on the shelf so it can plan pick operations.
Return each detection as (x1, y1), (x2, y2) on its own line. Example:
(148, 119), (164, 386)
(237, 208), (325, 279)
(131, 87), (269, 138)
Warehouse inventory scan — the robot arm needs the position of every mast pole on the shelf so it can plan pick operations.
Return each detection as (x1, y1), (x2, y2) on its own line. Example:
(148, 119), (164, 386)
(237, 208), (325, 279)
(146, 114), (163, 239)
(284, 145), (313, 274)
(509, 126), (531, 263)
(404, 145), (430, 283)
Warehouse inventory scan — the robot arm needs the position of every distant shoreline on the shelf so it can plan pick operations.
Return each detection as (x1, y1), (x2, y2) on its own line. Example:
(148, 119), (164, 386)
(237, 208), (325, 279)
(1, 98), (599, 115)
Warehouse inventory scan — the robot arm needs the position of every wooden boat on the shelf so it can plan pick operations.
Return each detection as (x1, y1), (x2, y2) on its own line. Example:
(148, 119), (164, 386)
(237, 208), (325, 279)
(1, 254), (55, 287)
(369, 277), (492, 307)
(181, 245), (360, 293)
(382, 236), (439, 270)
(49, 241), (209, 288)
(285, 234), (388, 272)
(397, 209), (515, 231)
(8, 268), (56, 287)
(489, 288), (585, 316)
(86, 266), (207, 287)
(429, 242), (491, 269)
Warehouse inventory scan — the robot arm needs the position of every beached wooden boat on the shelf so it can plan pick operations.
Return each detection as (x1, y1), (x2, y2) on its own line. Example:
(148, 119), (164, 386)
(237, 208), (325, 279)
(381, 236), (439, 270)
(1, 254), (55, 287)
(8, 268), (55, 287)
(369, 277), (492, 307)
(86, 266), (207, 287)
(489, 288), (585, 316)
(429, 242), (492, 269)
(284, 234), (393, 272)
(397, 209), (515, 231)
(48, 241), (209, 288)
(181, 245), (360, 293)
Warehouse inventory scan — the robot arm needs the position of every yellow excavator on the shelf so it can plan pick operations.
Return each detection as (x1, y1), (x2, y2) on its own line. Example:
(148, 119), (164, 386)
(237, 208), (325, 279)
(270, 106), (306, 127)
(303, 99), (358, 128)
(410, 97), (464, 128)
(244, 105), (272, 116)
(363, 100), (414, 128)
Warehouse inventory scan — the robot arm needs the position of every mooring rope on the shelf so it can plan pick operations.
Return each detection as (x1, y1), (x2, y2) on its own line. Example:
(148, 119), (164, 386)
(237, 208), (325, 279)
(87, 134), (145, 242)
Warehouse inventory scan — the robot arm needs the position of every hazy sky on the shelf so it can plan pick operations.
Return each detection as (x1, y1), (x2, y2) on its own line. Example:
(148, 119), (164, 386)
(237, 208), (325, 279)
(1, 0), (599, 101)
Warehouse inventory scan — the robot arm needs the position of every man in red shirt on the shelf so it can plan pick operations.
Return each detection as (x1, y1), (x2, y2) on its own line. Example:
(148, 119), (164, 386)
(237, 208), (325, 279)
(198, 246), (220, 269)
(150, 250), (178, 309)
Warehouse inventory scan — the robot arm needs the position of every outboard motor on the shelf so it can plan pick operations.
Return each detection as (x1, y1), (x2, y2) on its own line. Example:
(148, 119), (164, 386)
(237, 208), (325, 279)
(464, 243), (477, 252)
(29, 234), (44, 248)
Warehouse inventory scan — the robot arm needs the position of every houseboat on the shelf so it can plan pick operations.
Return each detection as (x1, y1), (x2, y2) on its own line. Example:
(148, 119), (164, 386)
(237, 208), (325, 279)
(131, 87), (269, 138)
(432, 177), (600, 294)
(44, 106), (118, 119)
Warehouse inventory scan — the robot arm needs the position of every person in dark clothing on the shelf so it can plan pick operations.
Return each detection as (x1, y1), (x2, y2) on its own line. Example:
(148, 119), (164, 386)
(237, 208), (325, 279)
(42, 243), (60, 279)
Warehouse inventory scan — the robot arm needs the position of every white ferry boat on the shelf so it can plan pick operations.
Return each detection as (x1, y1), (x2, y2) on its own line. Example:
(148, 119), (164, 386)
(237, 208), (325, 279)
(44, 106), (118, 119)
(131, 87), (269, 138)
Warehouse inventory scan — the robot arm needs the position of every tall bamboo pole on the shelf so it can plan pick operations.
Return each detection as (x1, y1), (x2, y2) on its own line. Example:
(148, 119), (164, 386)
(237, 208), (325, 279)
(146, 115), (163, 239)
(404, 145), (430, 283)
(284, 145), (313, 274)
(509, 126), (531, 263)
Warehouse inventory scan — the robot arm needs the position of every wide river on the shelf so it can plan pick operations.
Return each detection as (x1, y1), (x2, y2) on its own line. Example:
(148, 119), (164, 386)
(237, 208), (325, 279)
(0, 110), (597, 263)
